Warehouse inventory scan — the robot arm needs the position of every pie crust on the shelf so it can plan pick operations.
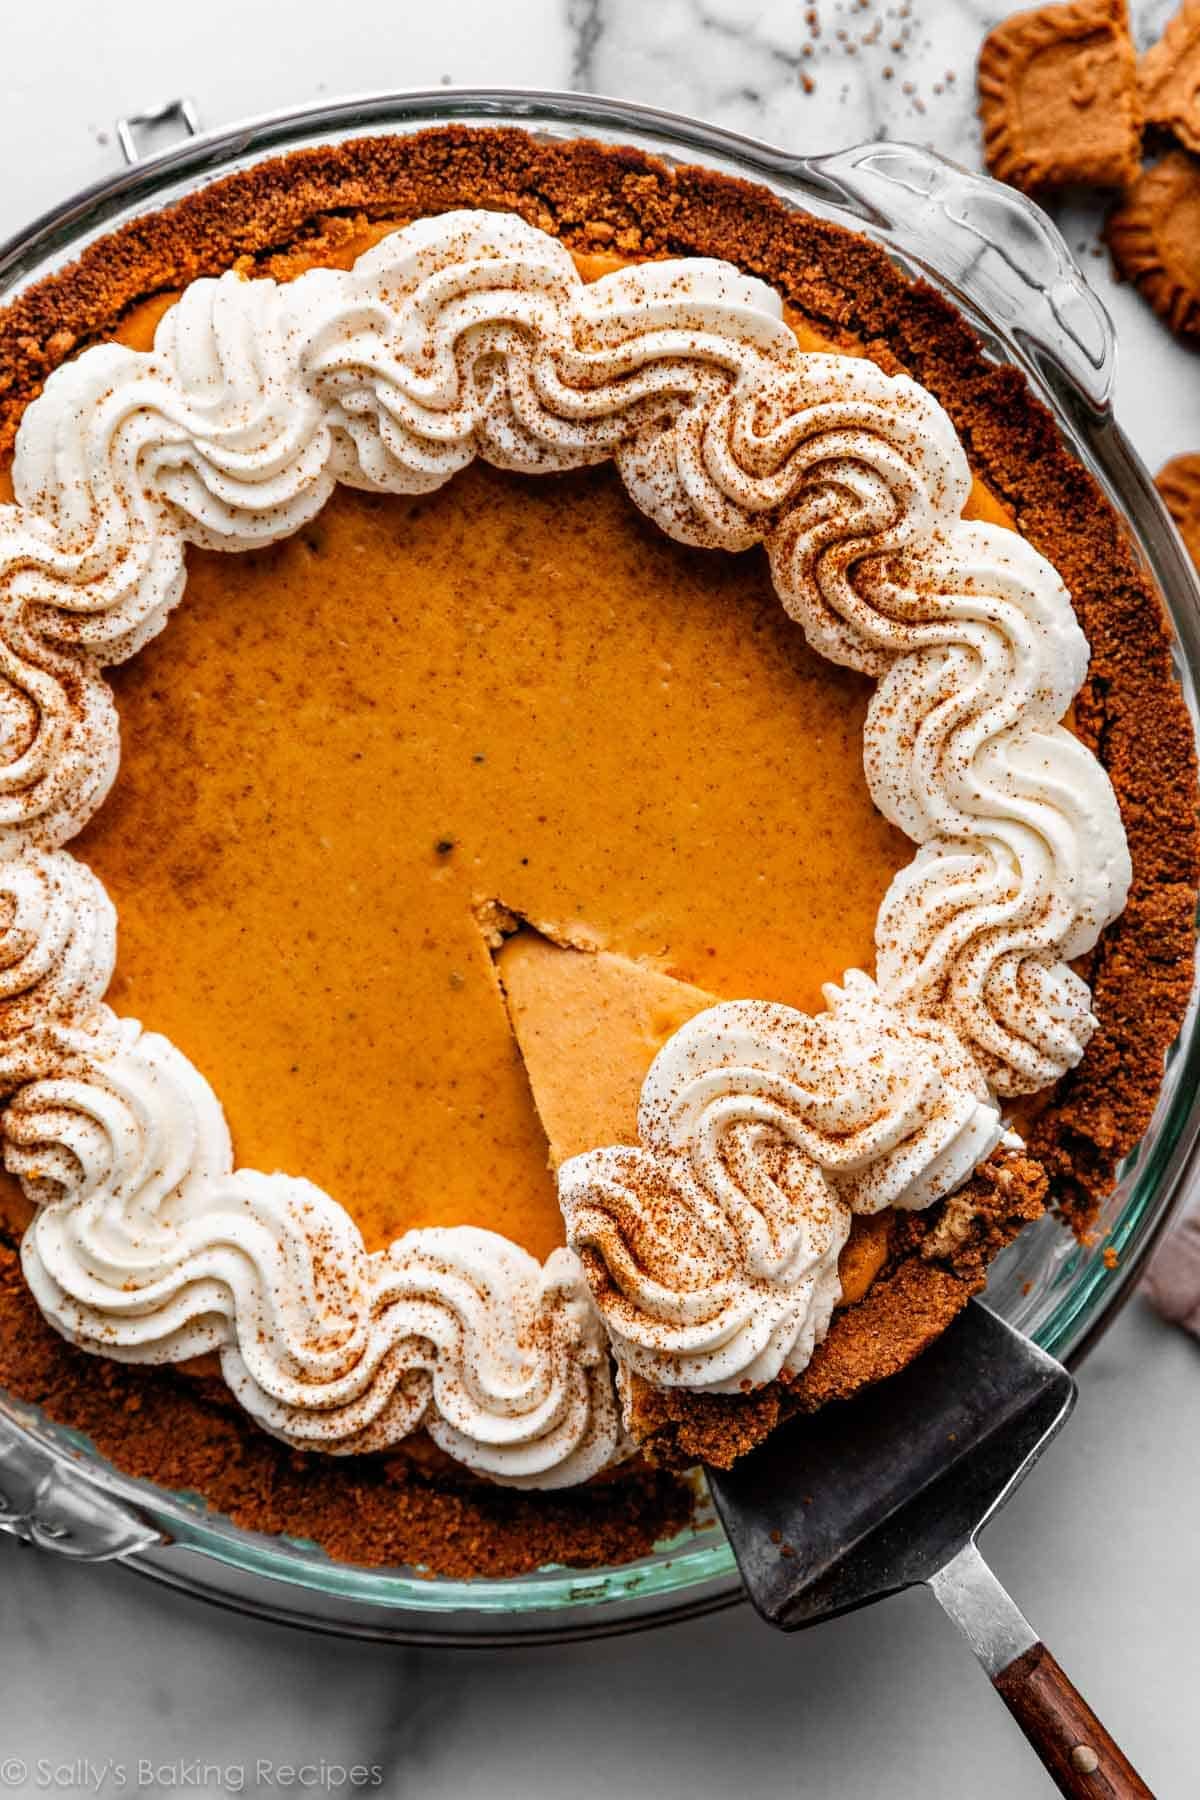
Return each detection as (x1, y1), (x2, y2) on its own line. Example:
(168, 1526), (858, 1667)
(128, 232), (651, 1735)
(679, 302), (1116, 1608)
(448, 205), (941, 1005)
(0, 126), (1194, 1575)
(0, 202), (1129, 1484)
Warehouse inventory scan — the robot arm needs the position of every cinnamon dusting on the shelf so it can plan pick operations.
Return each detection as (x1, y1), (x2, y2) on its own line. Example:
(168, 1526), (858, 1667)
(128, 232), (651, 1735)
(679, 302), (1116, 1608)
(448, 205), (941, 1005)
(0, 1240), (687, 1577)
(0, 125), (1193, 1568)
(622, 1148), (1048, 1469)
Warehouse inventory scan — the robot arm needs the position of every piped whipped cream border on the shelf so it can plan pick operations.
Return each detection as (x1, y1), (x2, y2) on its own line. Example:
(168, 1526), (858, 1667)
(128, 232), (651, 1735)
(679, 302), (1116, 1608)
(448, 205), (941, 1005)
(0, 210), (1130, 1485)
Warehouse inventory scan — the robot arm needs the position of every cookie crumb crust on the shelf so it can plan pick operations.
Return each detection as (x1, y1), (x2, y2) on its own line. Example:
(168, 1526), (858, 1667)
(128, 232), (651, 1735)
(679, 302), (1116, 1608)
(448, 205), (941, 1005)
(0, 125), (1194, 1570)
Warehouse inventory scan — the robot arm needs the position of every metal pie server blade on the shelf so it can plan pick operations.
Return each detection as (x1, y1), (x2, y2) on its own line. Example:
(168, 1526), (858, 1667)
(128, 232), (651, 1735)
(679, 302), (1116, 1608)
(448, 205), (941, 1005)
(707, 1300), (1152, 1797)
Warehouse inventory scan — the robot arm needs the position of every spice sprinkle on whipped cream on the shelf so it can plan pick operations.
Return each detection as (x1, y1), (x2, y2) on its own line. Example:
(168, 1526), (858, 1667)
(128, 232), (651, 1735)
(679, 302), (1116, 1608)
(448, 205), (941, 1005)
(0, 209), (1130, 1482)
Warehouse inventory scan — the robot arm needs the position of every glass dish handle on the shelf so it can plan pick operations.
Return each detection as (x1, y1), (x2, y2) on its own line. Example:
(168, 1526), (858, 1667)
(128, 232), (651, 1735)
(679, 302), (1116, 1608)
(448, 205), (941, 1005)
(115, 99), (200, 168)
(808, 143), (1116, 417)
(0, 1413), (165, 1561)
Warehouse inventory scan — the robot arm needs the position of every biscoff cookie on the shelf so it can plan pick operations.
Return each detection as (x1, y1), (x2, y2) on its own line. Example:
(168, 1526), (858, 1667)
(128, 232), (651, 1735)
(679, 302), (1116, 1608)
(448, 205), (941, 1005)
(978, 0), (1142, 192)
(1107, 151), (1200, 338)
(1159, 455), (1200, 569)
(1139, 0), (1200, 155)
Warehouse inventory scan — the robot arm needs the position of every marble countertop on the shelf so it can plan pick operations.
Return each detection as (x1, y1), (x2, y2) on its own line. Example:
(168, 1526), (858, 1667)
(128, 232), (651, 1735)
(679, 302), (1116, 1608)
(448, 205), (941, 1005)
(1, 3), (1198, 1796)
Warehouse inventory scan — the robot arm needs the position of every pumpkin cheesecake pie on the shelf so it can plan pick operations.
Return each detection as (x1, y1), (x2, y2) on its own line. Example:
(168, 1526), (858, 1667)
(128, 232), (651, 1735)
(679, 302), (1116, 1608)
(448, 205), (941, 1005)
(0, 127), (1193, 1578)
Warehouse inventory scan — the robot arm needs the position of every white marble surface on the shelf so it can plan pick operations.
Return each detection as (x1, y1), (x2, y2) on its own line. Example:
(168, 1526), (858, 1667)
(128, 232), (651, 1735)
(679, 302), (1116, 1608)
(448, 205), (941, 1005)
(1, 3), (1199, 1796)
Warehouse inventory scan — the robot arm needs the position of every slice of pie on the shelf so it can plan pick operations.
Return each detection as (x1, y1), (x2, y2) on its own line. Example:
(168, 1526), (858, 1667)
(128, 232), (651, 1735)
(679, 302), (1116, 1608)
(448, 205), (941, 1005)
(0, 127), (1193, 1579)
(497, 927), (918, 1316)
(497, 930), (1043, 1468)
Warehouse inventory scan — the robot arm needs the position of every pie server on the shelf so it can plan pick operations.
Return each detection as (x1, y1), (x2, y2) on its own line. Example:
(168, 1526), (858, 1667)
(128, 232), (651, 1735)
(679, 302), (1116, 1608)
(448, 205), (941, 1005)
(707, 1299), (1152, 1797)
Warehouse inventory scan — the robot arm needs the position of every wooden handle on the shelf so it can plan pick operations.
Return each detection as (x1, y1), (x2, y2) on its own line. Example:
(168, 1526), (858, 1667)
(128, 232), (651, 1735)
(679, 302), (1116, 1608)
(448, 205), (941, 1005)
(993, 1642), (1154, 1798)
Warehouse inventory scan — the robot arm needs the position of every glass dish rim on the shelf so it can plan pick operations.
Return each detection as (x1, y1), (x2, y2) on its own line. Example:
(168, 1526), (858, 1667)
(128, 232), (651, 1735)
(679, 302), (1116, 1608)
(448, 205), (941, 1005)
(1, 85), (1198, 1640)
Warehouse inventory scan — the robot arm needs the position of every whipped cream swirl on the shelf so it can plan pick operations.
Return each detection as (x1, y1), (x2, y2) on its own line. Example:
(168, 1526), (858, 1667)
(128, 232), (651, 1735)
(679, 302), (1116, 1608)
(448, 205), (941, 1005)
(11, 1018), (622, 1485)
(558, 972), (1003, 1392)
(0, 850), (114, 1037)
(0, 208), (1132, 1450)
(771, 503), (1130, 1091)
(1, 209), (1127, 1093)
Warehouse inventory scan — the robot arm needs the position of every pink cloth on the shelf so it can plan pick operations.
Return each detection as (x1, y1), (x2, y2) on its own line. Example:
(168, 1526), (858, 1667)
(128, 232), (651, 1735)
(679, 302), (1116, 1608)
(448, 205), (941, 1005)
(1143, 1188), (1200, 1336)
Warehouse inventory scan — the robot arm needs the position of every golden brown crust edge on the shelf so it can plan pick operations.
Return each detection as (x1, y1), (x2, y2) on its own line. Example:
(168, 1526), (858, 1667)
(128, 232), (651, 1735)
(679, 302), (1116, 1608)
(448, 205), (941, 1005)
(0, 125), (1194, 1543)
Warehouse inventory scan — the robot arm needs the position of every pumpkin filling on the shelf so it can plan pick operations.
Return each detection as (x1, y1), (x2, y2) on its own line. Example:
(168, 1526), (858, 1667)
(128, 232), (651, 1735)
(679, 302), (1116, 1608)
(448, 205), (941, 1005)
(3, 239), (1014, 1292)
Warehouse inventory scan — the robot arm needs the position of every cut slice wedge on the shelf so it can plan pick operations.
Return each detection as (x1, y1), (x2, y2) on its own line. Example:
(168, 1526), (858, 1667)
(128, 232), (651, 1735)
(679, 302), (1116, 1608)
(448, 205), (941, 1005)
(494, 928), (891, 1305)
(494, 930), (716, 1166)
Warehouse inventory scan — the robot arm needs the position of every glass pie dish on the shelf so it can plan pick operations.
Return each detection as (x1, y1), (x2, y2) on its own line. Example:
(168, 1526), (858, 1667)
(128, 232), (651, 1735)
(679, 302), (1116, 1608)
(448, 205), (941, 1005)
(0, 88), (1197, 1646)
